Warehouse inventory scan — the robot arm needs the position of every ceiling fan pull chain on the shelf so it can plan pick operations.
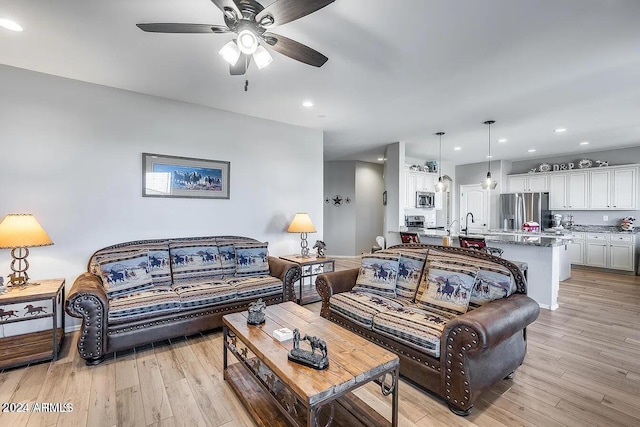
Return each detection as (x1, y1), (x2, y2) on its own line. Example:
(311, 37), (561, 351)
(244, 79), (249, 91)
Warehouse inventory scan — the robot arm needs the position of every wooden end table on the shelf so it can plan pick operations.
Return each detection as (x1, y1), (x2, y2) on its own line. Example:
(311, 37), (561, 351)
(223, 301), (399, 427)
(0, 278), (65, 370)
(279, 255), (335, 305)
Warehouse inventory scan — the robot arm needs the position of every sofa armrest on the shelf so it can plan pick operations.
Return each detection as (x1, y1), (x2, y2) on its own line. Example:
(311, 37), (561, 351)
(65, 272), (109, 363)
(268, 256), (301, 302)
(440, 293), (540, 412)
(315, 268), (360, 318)
(444, 293), (540, 353)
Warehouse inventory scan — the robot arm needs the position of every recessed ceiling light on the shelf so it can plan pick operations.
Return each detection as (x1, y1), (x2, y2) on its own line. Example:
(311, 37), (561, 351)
(554, 128), (567, 133)
(377, 157), (384, 161)
(498, 138), (507, 143)
(453, 147), (461, 151)
(0, 18), (22, 32)
(580, 141), (590, 145)
(302, 101), (313, 107)
(486, 155), (493, 159)
(528, 149), (536, 153)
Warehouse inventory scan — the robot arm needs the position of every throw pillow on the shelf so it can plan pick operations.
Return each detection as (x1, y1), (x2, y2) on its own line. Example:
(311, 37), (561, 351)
(170, 240), (224, 284)
(415, 250), (475, 314)
(97, 249), (153, 298)
(234, 242), (270, 277)
(470, 265), (516, 306)
(353, 253), (400, 298)
(395, 252), (426, 301)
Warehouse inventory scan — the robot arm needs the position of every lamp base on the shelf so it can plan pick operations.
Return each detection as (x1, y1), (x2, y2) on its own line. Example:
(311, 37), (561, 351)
(8, 247), (37, 288)
(300, 232), (310, 258)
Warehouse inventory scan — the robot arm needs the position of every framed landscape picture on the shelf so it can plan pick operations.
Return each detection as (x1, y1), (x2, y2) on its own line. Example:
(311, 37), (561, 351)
(142, 153), (230, 199)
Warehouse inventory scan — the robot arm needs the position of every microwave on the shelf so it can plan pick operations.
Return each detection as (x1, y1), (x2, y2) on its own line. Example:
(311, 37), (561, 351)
(416, 191), (435, 208)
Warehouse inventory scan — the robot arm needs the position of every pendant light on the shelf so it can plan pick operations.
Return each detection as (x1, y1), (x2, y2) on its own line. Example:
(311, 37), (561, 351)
(435, 132), (448, 192)
(481, 120), (498, 190)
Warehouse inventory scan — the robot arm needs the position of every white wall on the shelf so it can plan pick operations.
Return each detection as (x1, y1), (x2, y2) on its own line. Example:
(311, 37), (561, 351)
(323, 162), (356, 255)
(355, 162), (384, 254)
(0, 65), (323, 330)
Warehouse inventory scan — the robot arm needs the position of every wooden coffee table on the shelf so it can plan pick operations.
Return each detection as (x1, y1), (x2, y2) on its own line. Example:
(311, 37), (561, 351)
(223, 302), (399, 427)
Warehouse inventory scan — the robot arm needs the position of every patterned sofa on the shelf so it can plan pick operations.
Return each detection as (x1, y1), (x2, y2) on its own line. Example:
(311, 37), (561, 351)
(316, 244), (540, 416)
(66, 236), (300, 365)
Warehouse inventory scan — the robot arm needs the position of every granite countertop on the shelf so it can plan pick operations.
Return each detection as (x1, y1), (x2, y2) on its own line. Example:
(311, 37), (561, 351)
(394, 229), (570, 247)
(567, 225), (639, 234)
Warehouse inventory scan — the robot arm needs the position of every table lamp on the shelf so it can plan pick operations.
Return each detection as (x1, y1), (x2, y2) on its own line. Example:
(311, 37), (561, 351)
(287, 213), (316, 258)
(0, 214), (53, 287)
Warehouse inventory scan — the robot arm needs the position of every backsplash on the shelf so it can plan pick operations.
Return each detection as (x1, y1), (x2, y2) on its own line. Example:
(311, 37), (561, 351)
(552, 210), (639, 226)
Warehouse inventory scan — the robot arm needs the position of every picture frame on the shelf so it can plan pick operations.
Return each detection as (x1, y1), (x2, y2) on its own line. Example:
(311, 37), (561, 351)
(142, 152), (230, 199)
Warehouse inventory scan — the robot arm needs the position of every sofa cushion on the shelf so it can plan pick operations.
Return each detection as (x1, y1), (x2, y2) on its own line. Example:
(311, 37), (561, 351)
(372, 305), (456, 358)
(329, 291), (405, 329)
(97, 250), (154, 298)
(172, 281), (237, 309)
(395, 252), (426, 301)
(215, 241), (237, 277)
(234, 242), (270, 277)
(415, 250), (475, 314)
(108, 287), (181, 324)
(91, 243), (172, 287)
(353, 253), (400, 298)
(170, 240), (224, 284)
(224, 275), (283, 301)
(470, 266), (517, 306)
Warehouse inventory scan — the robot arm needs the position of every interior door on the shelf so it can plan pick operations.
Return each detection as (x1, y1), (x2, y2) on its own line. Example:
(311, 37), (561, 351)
(460, 184), (488, 234)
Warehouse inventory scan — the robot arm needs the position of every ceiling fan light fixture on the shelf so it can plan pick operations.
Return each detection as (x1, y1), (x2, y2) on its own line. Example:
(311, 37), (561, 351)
(259, 15), (275, 27)
(237, 29), (258, 54)
(219, 40), (241, 65)
(253, 45), (273, 69)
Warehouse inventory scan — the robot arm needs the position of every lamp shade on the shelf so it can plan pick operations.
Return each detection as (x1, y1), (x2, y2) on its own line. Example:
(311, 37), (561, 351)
(287, 213), (317, 233)
(0, 214), (53, 248)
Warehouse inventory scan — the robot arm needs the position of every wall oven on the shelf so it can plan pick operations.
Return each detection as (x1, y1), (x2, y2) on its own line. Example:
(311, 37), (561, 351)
(416, 191), (435, 208)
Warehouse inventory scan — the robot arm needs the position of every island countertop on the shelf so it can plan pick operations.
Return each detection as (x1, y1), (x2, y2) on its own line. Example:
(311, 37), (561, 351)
(395, 229), (571, 247)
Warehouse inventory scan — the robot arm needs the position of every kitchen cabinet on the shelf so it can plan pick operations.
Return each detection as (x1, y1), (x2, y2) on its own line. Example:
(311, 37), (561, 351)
(507, 174), (548, 192)
(584, 232), (635, 272)
(549, 171), (589, 210)
(589, 166), (637, 210)
(403, 168), (438, 208)
(568, 231), (585, 265)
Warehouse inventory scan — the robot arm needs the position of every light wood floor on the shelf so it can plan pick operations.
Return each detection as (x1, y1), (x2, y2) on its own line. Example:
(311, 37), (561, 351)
(1, 260), (640, 426)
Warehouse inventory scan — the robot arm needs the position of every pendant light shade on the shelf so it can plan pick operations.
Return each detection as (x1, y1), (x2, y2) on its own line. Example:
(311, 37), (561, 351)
(481, 120), (498, 190)
(435, 132), (448, 192)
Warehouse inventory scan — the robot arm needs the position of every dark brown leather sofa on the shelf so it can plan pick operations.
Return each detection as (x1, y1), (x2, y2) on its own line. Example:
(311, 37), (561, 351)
(316, 244), (540, 416)
(66, 236), (300, 365)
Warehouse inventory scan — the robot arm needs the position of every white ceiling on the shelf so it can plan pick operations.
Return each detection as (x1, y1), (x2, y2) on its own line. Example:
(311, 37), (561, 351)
(2, 0), (640, 165)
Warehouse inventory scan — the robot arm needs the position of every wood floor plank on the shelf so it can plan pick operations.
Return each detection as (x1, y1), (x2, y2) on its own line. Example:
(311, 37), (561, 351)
(137, 354), (173, 424)
(0, 362), (49, 427)
(163, 378), (207, 427)
(26, 362), (73, 427)
(115, 385), (146, 427)
(115, 349), (139, 391)
(86, 360), (117, 427)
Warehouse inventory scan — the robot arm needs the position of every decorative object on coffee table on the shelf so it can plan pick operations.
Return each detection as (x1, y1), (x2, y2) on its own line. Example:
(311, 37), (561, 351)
(287, 212), (317, 257)
(247, 298), (266, 325)
(288, 328), (329, 370)
(312, 240), (326, 258)
(0, 214), (53, 288)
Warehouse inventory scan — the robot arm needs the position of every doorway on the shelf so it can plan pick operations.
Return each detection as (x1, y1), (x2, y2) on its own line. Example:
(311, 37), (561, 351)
(459, 184), (489, 234)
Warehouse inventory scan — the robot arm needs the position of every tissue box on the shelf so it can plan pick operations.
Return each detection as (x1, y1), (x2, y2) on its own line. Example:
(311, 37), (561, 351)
(273, 328), (293, 341)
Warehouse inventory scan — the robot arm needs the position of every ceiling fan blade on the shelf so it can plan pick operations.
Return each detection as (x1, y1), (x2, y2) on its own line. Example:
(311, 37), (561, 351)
(256, 0), (335, 26)
(137, 23), (230, 33)
(210, 0), (242, 18)
(263, 32), (328, 67)
(230, 54), (251, 75)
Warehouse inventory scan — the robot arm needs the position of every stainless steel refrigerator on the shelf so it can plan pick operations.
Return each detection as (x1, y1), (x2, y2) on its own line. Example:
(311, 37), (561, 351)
(499, 192), (551, 230)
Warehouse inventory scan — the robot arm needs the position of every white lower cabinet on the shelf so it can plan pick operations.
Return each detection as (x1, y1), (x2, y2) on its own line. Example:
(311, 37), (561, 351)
(582, 232), (635, 272)
(568, 232), (585, 265)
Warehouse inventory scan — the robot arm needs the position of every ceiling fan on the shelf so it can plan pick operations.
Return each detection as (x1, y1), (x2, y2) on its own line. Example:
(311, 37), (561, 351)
(137, 0), (335, 75)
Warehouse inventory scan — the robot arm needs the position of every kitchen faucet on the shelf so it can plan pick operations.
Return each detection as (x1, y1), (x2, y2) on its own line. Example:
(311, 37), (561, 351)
(463, 212), (474, 236)
(446, 220), (458, 235)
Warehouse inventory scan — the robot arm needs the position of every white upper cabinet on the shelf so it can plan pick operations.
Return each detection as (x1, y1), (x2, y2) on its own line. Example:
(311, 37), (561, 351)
(509, 165), (638, 211)
(403, 168), (440, 208)
(589, 166), (637, 210)
(547, 171), (588, 210)
(507, 175), (548, 192)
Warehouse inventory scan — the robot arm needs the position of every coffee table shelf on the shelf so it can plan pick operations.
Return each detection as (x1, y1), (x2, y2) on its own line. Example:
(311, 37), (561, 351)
(223, 302), (399, 427)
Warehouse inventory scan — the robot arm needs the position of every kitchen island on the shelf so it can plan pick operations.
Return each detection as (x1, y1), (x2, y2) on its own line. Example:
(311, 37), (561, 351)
(388, 230), (571, 310)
